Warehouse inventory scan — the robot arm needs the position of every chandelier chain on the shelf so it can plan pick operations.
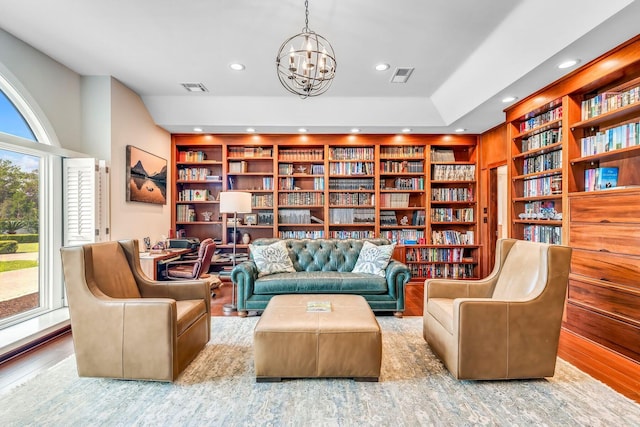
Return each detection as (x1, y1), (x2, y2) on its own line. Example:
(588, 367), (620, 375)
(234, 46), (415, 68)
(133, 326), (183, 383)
(304, 0), (310, 32)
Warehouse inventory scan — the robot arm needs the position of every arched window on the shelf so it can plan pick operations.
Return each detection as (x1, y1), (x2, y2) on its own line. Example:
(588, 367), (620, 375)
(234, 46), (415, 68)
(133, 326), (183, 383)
(0, 89), (36, 141)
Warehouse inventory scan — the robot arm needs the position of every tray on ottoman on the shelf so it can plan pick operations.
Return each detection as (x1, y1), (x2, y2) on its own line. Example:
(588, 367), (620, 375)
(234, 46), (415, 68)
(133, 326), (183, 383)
(254, 294), (382, 382)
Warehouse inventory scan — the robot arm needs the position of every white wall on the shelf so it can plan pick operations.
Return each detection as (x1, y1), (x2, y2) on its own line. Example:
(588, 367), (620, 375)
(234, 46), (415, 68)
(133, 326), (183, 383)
(110, 78), (171, 244)
(0, 28), (171, 243)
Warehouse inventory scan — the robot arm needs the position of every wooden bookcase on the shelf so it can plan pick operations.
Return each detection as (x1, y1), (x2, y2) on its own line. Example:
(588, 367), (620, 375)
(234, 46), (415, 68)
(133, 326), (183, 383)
(171, 134), (480, 281)
(507, 98), (566, 244)
(504, 34), (640, 364)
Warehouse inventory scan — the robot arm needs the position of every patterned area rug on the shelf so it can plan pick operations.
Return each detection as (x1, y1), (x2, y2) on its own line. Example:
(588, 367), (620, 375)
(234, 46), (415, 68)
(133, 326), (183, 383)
(1, 317), (639, 426)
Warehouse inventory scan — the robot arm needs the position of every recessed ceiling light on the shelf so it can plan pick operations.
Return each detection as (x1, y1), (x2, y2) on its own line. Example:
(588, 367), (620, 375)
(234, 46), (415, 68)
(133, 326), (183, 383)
(502, 96), (517, 103)
(351, 128), (360, 133)
(455, 128), (466, 133)
(229, 63), (245, 71)
(298, 128), (307, 133)
(246, 128), (255, 133)
(558, 59), (579, 69)
(193, 127), (203, 132)
(401, 128), (411, 133)
(375, 63), (390, 71)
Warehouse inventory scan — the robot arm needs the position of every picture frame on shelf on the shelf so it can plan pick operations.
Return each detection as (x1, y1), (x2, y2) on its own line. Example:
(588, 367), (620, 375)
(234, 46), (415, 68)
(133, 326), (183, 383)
(245, 213), (258, 225)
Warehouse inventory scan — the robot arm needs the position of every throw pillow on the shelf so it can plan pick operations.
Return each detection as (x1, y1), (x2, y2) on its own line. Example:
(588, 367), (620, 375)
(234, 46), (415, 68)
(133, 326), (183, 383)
(250, 240), (296, 277)
(352, 241), (395, 277)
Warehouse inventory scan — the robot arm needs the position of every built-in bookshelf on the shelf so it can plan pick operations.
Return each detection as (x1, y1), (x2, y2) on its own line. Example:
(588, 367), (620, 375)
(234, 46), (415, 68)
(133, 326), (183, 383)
(327, 145), (376, 239)
(504, 34), (640, 365)
(379, 145), (426, 245)
(508, 98), (565, 244)
(171, 134), (480, 280)
(277, 146), (326, 239)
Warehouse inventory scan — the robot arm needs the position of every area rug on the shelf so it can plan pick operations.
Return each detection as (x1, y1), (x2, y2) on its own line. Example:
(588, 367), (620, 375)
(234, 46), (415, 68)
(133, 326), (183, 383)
(1, 317), (638, 426)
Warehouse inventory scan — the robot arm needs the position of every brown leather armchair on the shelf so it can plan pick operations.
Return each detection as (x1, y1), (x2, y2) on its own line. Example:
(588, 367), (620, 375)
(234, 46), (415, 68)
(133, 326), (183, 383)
(60, 239), (211, 382)
(423, 238), (572, 380)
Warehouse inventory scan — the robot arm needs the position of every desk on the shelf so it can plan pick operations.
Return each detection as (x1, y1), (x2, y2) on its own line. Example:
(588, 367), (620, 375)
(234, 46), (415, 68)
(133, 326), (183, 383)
(139, 249), (192, 280)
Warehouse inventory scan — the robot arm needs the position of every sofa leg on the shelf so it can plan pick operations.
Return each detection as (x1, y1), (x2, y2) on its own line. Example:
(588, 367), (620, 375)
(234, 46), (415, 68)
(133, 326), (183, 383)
(393, 311), (403, 318)
(238, 310), (248, 318)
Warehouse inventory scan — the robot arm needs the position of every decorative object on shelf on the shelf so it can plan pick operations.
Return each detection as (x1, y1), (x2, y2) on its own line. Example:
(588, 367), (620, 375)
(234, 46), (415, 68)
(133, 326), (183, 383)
(275, 0), (336, 98)
(242, 232), (251, 245)
(400, 215), (409, 225)
(219, 191), (252, 313)
(245, 213), (258, 225)
(202, 211), (213, 222)
(297, 165), (307, 174)
(125, 145), (167, 205)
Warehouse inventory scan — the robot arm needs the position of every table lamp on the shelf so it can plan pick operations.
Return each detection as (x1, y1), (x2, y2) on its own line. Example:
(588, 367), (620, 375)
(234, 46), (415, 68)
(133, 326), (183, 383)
(219, 191), (252, 312)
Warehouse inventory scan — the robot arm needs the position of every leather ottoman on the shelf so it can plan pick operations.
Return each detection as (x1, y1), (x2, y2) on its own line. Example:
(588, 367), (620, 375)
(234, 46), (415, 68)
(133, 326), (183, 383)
(254, 294), (382, 381)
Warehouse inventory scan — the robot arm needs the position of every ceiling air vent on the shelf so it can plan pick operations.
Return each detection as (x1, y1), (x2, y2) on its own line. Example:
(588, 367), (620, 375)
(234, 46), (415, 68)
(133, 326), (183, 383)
(390, 67), (414, 84)
(181, 83), (208, 92)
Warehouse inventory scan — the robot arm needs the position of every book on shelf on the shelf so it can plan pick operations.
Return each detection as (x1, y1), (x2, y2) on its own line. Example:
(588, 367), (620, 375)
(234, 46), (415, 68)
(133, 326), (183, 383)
(310, 215), (324, 224)
(585, 167), (618, 191)
(430, 149), (456, 162)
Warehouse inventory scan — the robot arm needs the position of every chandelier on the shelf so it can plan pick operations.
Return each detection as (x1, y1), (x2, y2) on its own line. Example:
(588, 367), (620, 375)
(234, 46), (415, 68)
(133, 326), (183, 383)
(276, 0), (336, 98)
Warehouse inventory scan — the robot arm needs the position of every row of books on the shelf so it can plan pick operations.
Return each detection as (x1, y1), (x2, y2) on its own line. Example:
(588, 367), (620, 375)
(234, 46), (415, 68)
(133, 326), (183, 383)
(328, 230), (375, 239)
(519, 105), (563, 133)
(178, 188), (211, 202)
(178, 151), (207, 162)
(252, 194), (273, 208)
(278, 149), (323, 161)
(278, 209), (311, 224)
(329, 162), (375, 175)
(581, 85), (640, 120)
(584, 167), (618, 191)
(409, 263), (474, 279)
(522, 200), (556, 220)
(278, 192), (324, 206)
(176, 205), (197, 222)
(380, 193), (410, 208)
(279, 177), (324, 191)
(329, 192), (374, 206)
(328, 178), (375, 190)
(380, 160), (424, 173)
(328, 208), (375, 224)
(384, 177), (424, 190)
(405, 247), (470, 263)
(580, 121), (639, 156)
(227, 177), (273, 191)
(431, 187), (473, 202)
(381, 146), (425, 158)
(523, 175), (555, 197)
(432, 164), (476, 181)
(522, 149), (562, 175)
(379, 229), (425, 244)
(178, 167), (212, 181)
(521, 127), (562, 152)
(278, 230), (325, 239)
(329, 147), (374, 160)
(228, 147), (272, 158)
(523, 225), (562, 244)
(431, 230), (475, 245)
(430, 208), (474, 222)
(430, 149), (456, 162)
(278, 163), (325, 175)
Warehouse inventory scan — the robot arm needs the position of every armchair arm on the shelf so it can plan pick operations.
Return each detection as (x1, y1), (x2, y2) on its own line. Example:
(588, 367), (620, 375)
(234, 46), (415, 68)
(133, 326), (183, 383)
(232, 261), (259, 311)
(426, 275), (496, 300)
(385, 260), (410, 302)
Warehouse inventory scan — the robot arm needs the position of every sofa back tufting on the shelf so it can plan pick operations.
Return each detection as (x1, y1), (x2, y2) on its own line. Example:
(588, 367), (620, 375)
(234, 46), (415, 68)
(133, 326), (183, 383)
(250, 238), (392, 273)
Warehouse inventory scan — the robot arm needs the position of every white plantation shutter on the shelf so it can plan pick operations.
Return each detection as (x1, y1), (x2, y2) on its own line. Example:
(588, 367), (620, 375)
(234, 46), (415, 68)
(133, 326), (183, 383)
(63, 158), (110, 246)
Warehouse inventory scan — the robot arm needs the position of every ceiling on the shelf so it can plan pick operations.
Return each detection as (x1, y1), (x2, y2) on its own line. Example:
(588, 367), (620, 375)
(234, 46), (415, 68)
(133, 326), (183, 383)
(0, 0), (639, 135)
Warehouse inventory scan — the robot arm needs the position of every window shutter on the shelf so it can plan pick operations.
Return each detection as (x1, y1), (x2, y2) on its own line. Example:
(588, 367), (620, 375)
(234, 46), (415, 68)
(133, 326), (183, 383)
(63, 158), (110, 246)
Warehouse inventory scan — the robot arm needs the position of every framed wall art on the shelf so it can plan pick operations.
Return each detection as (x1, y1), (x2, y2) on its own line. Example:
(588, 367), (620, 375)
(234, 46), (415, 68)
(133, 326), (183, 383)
(126, 145), (167, 205)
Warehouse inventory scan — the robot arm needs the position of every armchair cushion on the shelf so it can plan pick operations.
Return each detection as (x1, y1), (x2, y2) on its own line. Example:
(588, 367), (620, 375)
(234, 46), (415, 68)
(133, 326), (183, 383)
(249, 240), (295, 277)
(351, 241), (395, 277)
(427, 298), (455, 334)
(89, 241), (140, 298)
(176, 300), (207, 336)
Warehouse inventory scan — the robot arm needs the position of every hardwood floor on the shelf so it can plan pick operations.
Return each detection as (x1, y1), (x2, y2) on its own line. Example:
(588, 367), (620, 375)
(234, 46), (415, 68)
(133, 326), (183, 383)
(1, 282), (638, 404)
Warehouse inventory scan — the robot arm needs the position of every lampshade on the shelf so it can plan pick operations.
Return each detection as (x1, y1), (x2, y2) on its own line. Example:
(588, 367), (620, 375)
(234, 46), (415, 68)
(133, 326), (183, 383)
(219, 191), (252, 214)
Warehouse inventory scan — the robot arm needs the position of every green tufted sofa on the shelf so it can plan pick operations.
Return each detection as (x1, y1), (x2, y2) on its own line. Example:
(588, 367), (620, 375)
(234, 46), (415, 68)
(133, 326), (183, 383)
(231, 238), (411, 317)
